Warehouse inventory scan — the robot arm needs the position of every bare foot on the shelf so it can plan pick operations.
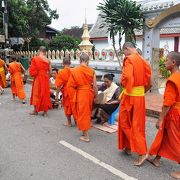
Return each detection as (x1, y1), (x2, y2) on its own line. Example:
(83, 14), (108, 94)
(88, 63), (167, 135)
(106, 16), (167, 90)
(29, 111), (38, 115)
(42, 112), (48, 117)
(123, 148), (131, 155)
(170, 171), (180, 179)
(147, 158), (160, 167)
(0, 89), (4, 95)
(63, 122), (72, 127)
(80, 136), (90, 142)
(134, 154), (148, 166)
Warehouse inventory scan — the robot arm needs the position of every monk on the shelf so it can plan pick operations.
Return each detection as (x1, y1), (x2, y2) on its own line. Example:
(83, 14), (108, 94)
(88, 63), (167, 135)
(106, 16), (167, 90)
(55, 56), (74, 126)
(67, 53), (98, 142)
(118, 42), (152, 166)
(0, 57), (7, 94)
(148, 51), (180, 179)
(67, 67), (78, 123)
(8, 56), (26, 103)
(29, 46), (52, 116)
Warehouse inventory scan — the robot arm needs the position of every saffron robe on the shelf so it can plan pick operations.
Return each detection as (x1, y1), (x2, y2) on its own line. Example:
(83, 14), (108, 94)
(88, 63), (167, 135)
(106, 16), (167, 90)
(8, 62), (26, 100)
(149, 72), (180, 163)
(118, 53), (152, 155)
(0, 59), (7, 88)
(67, 65), (95, 131)
(55, 67), (72, 116)
(29, 56), (52, 112)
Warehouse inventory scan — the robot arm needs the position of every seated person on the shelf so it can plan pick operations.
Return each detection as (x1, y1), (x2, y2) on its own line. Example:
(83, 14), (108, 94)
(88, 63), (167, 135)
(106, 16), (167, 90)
(49, 68), (61, 108)
(93, 73), (121, 124)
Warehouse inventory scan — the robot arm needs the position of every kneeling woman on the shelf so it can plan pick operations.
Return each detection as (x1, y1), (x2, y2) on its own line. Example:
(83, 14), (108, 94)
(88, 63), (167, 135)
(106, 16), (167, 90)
(94, 73), (121, 124)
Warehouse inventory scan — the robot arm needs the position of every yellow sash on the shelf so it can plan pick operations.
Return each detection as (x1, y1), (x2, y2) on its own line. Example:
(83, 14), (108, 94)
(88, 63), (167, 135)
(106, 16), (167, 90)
(0, 67), (4, 72)
(119, 86), (145, 100)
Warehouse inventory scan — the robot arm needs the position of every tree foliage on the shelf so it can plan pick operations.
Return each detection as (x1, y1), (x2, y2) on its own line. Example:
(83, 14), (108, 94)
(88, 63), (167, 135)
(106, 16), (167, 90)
(97, 0), (143, 44)
(97, 0), (143, 68)
(7, 0), (59, 38)
(49, 33), (81, 50)
(22, 37), (48, 51)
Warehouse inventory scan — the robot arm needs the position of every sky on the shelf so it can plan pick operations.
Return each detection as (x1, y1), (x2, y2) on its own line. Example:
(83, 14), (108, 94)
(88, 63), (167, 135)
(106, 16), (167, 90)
(48, 0), (104, 30)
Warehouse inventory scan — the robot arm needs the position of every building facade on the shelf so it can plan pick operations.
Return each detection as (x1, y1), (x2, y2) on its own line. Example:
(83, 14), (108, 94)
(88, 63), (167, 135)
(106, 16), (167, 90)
(89, 0), (180, 59)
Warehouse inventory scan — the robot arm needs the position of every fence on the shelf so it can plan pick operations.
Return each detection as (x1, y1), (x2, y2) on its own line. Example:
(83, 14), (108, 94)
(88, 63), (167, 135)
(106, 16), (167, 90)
(12, 48), (121, 62)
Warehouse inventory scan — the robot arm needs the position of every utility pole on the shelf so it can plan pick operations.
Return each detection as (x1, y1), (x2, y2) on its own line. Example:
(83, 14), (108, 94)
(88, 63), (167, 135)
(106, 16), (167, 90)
(1, 0), (8, 49)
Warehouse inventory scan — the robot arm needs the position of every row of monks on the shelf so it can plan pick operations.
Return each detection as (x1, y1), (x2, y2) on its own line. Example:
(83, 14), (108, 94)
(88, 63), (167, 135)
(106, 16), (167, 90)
(0, 43), (179, 178)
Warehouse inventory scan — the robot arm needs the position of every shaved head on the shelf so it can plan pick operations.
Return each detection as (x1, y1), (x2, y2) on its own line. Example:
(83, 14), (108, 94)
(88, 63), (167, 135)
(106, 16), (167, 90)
(39, 46), (47, 54)
(63, 56), (71, 65)
(122, 42), (137, 56)
(80, 52), (89, 63)
(122, 42), (136, 49)
(168, 51), (180, 66)
(11, 55), (17, 62)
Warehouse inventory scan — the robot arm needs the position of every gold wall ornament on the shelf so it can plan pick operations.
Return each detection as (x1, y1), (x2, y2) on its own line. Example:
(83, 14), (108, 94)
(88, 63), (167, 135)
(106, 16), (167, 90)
(147, 19), (154, 28)
(146, 3), (180, 28)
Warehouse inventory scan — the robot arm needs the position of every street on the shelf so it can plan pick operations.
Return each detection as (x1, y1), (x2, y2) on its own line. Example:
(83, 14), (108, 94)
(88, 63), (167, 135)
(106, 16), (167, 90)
(0, 85), (178, 180)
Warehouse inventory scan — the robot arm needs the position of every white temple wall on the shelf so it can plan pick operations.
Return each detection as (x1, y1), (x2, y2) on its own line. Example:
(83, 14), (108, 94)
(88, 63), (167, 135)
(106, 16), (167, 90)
(93, 36), (177, 55)
(159, 37), (174, 52)
(136, 37), (175, 53)
(136, 40), (143, 50)
(93, 40), (109, 52)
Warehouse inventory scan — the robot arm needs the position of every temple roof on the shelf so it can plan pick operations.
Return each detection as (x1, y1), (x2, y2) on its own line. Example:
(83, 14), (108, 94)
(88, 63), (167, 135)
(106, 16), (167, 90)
(137, 0), (180, 12)
(90, 0), (180, 39)
(89, 14), (109, 39)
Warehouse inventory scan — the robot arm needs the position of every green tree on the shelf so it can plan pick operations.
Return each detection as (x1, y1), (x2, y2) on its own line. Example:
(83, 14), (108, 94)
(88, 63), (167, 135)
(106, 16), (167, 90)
(7, 0), (59, 38)
(49, 33), (81, 51)
(159, 57), (171, 78)
(22, 37), (48, 51)
(97, 0), (143, 67)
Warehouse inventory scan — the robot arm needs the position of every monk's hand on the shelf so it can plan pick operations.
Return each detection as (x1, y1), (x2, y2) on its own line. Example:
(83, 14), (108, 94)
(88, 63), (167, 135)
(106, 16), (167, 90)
(156, 119), (162, 130)
(94, 97), (99, 104)
(55, 97), (59, 103)
(105, 102), (111, 104)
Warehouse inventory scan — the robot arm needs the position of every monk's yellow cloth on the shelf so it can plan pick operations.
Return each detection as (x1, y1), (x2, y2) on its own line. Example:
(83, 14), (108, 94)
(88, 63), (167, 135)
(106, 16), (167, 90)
(119, 86), (145, 100)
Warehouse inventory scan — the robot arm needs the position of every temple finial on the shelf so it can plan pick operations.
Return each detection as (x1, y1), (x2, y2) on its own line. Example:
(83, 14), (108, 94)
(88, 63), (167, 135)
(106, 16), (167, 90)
(85, 8), (87, 25)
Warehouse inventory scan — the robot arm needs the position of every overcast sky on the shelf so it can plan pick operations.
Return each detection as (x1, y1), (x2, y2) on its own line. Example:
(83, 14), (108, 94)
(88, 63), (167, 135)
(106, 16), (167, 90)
(48, 0), (104, 30)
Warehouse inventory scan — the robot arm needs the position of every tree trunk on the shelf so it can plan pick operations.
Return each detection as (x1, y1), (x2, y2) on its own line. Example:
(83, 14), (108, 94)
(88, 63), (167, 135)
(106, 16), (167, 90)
(112, 33), (122, 69)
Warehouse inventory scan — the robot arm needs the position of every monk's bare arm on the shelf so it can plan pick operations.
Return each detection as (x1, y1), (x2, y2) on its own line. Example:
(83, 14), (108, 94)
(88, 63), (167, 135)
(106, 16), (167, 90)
(55, 86), (63, 101)
(4, 63), (8, 72)
(93, 73), (98, 103)
(49, 59), (52, 75)
(106, 100), (119, 104)
(145, 76), (153, 93)
(156, 106), (170, 129)
(20, 64), (26, 74)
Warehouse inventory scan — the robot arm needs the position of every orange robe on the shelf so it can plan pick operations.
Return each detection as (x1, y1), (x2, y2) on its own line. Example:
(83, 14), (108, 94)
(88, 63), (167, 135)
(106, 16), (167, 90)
(0, 59), (7, 88)
(8, 62), (26, 100)
(149, 72), (180, 163)
(118, 53), (151, 155)
(29, 56), (52, 112)
(67, 68), (78, 121)
(67, 65), (95, 131)
(55, 67), (72, 116)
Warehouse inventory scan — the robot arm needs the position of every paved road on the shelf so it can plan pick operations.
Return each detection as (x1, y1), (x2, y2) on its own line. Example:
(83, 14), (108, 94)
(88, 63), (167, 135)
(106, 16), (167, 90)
(0, 85), (178, 180)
